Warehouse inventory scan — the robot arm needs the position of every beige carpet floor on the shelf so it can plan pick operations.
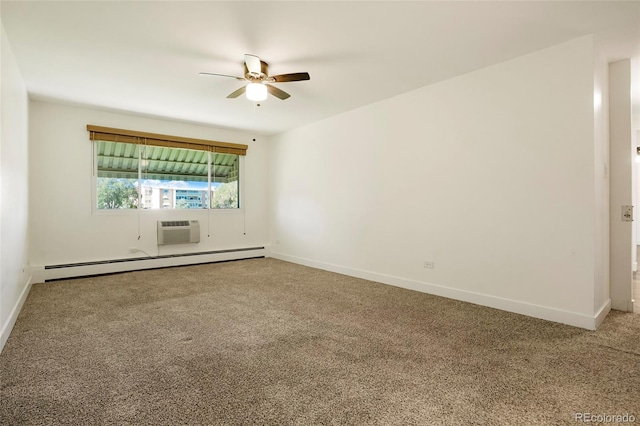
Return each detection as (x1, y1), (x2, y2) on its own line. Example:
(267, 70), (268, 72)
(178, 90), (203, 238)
(1, 258), (639, 425)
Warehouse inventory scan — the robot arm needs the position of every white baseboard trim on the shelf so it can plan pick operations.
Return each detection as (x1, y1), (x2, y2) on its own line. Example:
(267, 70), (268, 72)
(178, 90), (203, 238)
(0, 276), (33, 355)
(594, 299), (612, 329)
(39, 247), (266, 281)
(269, 251), (602, 330)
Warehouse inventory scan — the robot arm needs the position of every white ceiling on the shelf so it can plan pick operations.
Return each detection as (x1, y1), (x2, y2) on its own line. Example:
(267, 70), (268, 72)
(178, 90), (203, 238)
(2, 1), (639, 135)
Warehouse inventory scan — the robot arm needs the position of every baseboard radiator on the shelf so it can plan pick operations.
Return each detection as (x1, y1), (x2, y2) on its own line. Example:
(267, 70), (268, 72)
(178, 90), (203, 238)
(42, 247), (266, 281)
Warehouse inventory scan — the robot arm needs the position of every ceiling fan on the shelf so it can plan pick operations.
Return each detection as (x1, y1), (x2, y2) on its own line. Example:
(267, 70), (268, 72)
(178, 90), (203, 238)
(199, 54), (310, 101)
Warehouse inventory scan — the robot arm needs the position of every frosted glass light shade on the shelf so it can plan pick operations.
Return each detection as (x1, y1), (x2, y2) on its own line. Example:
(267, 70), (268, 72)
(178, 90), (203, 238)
(246, 83), (267, 101)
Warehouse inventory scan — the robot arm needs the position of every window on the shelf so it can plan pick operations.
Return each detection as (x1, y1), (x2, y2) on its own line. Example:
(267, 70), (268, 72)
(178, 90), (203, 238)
(90, 125), (246, 210)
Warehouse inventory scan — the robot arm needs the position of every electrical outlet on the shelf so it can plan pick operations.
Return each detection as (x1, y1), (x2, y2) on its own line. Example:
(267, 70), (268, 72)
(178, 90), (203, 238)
(424, 261), (434, 269)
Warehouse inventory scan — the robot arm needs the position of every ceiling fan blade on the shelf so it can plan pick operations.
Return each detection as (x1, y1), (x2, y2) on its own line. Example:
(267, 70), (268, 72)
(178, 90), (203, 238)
(227, 86), (247, 99)
(199, 72), (245, 81)
(270, 72), (311, 83)
(266, 84), (290, 100)
(244, 54), (261, 75)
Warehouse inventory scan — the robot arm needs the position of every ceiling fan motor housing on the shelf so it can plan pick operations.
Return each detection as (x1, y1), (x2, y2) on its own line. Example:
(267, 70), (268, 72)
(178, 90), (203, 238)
(244, 61), (269, 81)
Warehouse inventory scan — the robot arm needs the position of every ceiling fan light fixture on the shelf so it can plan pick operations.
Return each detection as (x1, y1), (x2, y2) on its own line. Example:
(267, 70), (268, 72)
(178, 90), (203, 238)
(246, 83), (267, 101)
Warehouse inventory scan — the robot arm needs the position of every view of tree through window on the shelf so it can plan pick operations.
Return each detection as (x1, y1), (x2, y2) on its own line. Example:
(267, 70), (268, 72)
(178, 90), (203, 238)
(97, 178), (138, 209)
(95, 141), (239, 210)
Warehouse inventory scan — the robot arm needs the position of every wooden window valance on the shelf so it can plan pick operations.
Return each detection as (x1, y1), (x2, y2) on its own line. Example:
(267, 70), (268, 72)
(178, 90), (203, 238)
(87, 125), (248, 156)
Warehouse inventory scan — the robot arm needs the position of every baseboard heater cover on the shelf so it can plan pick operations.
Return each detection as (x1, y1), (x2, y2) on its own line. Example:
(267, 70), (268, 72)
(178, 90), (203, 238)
(45, 247), (265, 270)
(42, 247), (267, 283)
(42, 247), (266, 281)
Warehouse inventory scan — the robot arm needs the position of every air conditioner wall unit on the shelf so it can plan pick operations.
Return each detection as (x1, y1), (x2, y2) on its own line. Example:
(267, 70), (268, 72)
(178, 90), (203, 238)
(157, 220), (200, 245)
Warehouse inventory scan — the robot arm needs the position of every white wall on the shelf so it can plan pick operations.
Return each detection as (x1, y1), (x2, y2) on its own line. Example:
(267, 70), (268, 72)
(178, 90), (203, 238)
(630, 62), (638, 305)
(593, 39), (610, 324)
(0, 21), (31, 352)
(632, 58), (639, 277)
(269, 36), (602, 329)
(609, 60), (634, 312)
(29, 101), (269, 275)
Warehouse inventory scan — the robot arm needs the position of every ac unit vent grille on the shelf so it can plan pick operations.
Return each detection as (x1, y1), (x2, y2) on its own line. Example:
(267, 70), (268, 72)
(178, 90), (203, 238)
(157, 220), (200, 245)
(161, 221), (191, 227)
